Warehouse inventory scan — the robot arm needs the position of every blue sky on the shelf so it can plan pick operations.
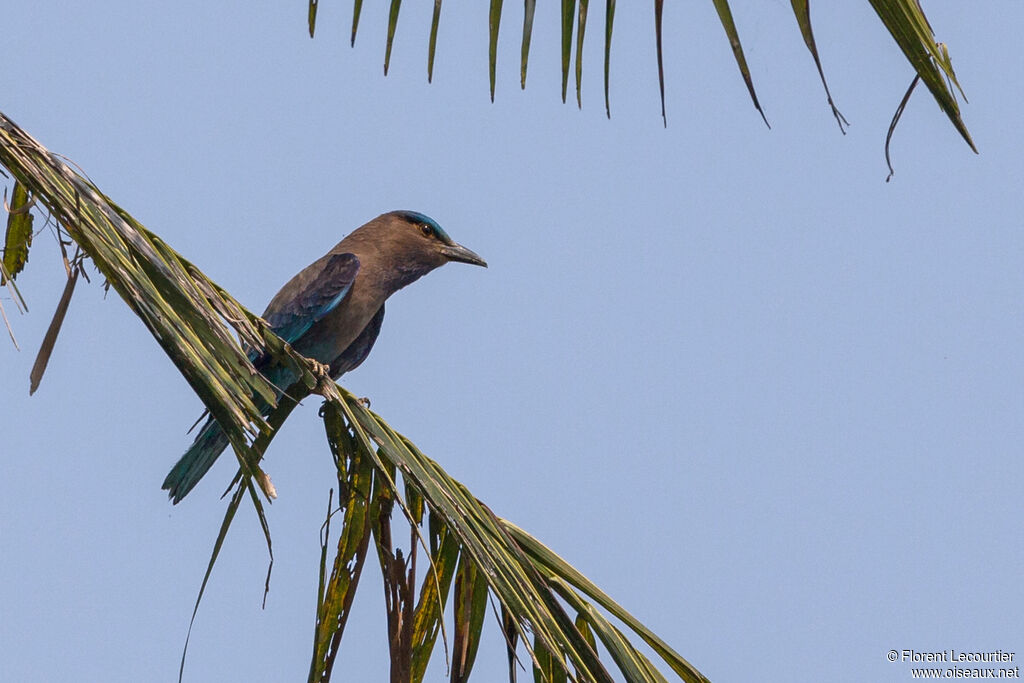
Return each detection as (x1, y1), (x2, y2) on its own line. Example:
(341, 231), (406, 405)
(2, 3), (1022, 682)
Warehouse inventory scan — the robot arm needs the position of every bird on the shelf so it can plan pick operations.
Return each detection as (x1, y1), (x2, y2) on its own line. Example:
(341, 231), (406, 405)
(162, 210), (486, 503)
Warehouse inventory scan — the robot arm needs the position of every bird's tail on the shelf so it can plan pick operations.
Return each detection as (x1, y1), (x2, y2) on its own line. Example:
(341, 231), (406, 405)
(162, 418), (231, 504)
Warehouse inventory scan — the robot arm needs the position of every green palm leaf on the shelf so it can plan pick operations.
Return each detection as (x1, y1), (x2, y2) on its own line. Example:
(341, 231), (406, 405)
(0, 112), (308, 487)
(308, 390), (710, 682)
(867, 0), (974, 151)
(314, 0), (972, 150)
(2, 180), (33, 282)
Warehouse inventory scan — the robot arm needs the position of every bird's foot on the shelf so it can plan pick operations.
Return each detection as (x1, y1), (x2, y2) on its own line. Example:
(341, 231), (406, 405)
(358, 396), (372, 409)
(309, 359), (334, 395)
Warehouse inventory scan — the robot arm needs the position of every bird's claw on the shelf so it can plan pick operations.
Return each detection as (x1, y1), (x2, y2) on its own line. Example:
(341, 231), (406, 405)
(358, 396), (372, 409)
(310, 360), (333, 394)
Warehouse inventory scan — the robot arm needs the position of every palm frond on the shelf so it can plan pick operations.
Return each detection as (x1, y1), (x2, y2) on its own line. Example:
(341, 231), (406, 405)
(574, 0), (590, 109)
(1, 179), (34, 348)
(603, 0), (615, 119)
(521, 0), (537, 89)
(867, 0), (975, 152)
(309, 415), (376, 682)
(313, 1), (972, 148)
(29, 263), (77, 395)
(308, 0), (319, 37)
(561, 0), (577, 104)
(489, 0), (505, 102)
(3, 180), (33, 282)
(710, 0), (768, 128)
(428, 0), (443, 83)
(0, 110), (323, 495)
(789, 0), (848, 133)
(308, 392), (711, 682)
(351, 0), (365, 46)
(385, 0), (403, 76)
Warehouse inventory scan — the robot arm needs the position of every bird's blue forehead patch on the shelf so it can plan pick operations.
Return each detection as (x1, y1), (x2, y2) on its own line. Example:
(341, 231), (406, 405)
(397, 210), (453, 244)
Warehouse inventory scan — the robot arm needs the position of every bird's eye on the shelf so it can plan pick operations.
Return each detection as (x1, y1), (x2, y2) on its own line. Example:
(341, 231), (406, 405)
(420, 224), (433, 237)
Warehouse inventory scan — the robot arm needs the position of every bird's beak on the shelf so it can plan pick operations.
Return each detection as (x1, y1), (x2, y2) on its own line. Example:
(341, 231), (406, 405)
(441, 242), (487, 267)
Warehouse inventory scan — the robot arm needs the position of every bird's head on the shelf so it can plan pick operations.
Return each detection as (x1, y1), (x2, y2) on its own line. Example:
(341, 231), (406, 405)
(394, 210), (487, 268)
(347, 210), (486, 294)
(382, 210), (487, 270)
(342, 209), (485, 292)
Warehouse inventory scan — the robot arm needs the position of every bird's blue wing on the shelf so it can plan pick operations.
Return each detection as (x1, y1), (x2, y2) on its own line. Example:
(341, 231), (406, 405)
(263, 252), (360, 345)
